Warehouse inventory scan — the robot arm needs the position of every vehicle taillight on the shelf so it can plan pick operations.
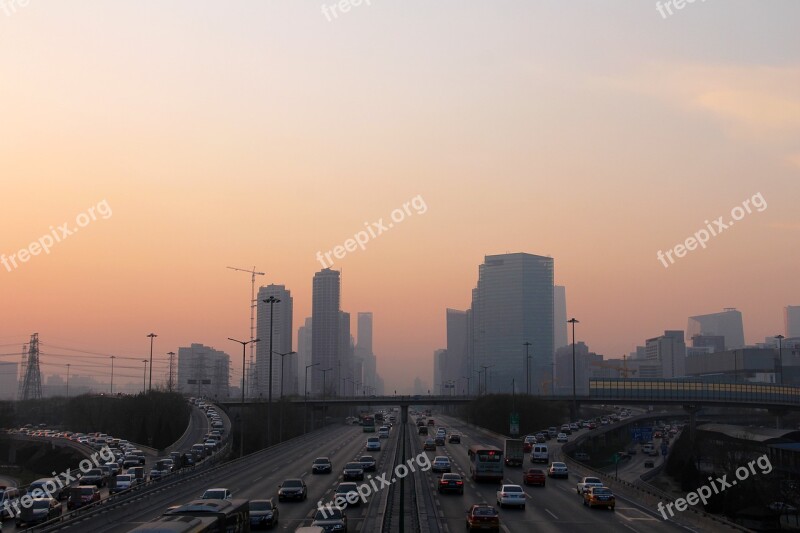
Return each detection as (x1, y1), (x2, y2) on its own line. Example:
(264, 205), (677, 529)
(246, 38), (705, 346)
(456, 481), (463, 485)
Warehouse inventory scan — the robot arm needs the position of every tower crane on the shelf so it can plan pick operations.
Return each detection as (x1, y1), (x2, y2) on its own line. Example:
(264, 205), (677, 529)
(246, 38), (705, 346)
(227, 266), (265, 397)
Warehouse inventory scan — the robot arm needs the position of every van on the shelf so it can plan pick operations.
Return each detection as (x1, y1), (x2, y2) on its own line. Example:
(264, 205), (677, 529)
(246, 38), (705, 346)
(547, 427), (557, 438)
(531, 445), (549, 464)
(642, 443), (654, 455)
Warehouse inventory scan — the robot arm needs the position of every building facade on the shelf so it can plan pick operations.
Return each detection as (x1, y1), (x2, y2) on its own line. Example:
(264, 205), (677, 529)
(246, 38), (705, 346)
(177, 343), (230, 399)
(311, 269), (340, 395)
(256, 284), (294, 398)
(687, 308), (745, 350)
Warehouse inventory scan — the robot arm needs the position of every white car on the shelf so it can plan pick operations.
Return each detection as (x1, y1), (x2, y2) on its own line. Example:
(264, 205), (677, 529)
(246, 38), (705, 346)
(431, 456), (451, 473)
(366, 437), (381, 451)
(576, 477), (604, 494)
(557, 433), (568, 443)
(548, 462), (568, 478)
(379, 426), (390, 438)
(496, 484), (526, 509)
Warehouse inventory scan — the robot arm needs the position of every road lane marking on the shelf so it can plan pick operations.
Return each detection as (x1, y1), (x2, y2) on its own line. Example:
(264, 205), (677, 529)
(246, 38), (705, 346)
(544, 508), (558, 519)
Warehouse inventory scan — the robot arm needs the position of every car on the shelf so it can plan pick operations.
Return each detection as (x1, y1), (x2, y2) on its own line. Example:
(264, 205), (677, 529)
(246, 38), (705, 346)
(358, 455), (377, 472)
(523, 468), (546, 487)
(16, 497), (61, 526)
(466, 504), (500, 532)
(111, 473), (136, 493)
(334, 482), (362, 507)
(127, 466), (145, 484)
(278, 479), (307, 501)
(28, 478), (64, 500)
(588, 422), (597, 430)
(365, 437), (381, 452)
(769, 501), (798, 514)
(343, 462), (365, 481)
(437, 473), (464, 494)
(535, 433), (547, 443)
(312, 457), (333, 474)
(431, 456), (451, 473)
(418, 426), (428, 435)
(378, 426), (390, 439)
(423, 438), (437, 451)
(312, 506), (347, 532)
(560, 424), (571, 435)
(548, 462), (568, 478)
(496, 484), (526, 509)
(448, 433), (461, 444)
(82, 468), (107, 487)
(67, 485), (100, 510)
(576, 477), (604, 494)
(434, 436), (446, 446)
(547, 427), (558, 438)
(556, 433), (568, 443)
(584, 486), (615, 510)
(644, 459), (655, 468)
(427, 419), (435, 426)
(531, 444), (549, 464)
(522, 436), (536, 453)
(149, 468), (166, 481)
(202, 487), (232, 500)
(569, 423), (579, 432)
(437, 427), (447, 436)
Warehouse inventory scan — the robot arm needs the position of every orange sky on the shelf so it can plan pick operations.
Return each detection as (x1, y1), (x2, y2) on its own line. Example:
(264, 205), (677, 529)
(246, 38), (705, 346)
(1, 2), (798, 392)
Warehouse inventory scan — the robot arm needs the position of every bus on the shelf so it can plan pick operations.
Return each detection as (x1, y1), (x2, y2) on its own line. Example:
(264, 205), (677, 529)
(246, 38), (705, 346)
(362, 415), (376, 433)
(163, 499), (250, 533)
(130, 515), (220, 532)
(467, 445), (504, 483)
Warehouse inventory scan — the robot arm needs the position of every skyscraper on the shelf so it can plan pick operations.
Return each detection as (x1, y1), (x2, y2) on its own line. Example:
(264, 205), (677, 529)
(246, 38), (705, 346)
(177, 343), (230, 399)
(357, 312), (376, 394)
(256, 284), (294, 397)
(446, 308), (469, 393)
(786, 306), (800, 338)
(642, 331), (686, 379)
(312, 269), (340, 395)
(687, 308), (745, 349)
(471, 253), (554, 394)
(297, 317), (312, 395)
(338, 311), (353, 395)
(554, 285), (568, 350)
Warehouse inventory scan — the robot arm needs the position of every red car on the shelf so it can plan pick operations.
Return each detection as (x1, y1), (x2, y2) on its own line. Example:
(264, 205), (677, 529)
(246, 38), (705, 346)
(466, 504), (500, 532)
(523, 468), (546, 487)
(67, 485), (100, 510)
(522, 436), (536, 453)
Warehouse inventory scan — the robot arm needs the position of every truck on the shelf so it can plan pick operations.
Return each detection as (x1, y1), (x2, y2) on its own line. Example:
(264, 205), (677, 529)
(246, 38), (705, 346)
(504, 439), (524, 467)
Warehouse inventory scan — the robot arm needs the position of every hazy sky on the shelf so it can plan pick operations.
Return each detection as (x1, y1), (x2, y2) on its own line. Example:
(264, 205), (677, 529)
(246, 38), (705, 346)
(1, 1), (798, 392)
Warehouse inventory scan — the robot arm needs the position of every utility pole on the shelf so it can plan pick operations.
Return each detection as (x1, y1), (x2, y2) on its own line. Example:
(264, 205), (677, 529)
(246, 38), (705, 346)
(147, 333), (157, 392)
(110, 355), (116, 395)
(167, 351), (176, 392)
(227, 266), (265, 396)
(66, 363), (71, 398)
(142, 359), (148, 393)
(523, 341), (532, 395)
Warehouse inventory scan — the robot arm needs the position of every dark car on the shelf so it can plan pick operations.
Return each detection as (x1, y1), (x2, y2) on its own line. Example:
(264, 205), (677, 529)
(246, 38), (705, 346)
(312, 457), (333, 475)
(466, 504), (500, 532)
(438, 473), (464, 494)
(427, 419), (435, 426)
(82, 468), (106, 487)
(249, 498), (278, 529)
(67, 485), (100, 510)
(277, 479), (307, 502)
(523, 468), (546, 487)
(358, 455), (377, 472)
(434, 436), (446, 446)
(311, 506), (347, 533)
(343, 462), (364, 481)
(423, 438), (436, 451)
(448, 433), (461, 444)
(335, 482), (362, 507)
(418, 426), (428, 435)
(16, 497), (61, 526)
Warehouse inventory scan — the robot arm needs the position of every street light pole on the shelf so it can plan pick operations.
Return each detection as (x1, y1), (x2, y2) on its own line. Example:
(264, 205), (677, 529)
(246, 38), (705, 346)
(229, 337), (260, 458)
(304, 362), (320, 434)
(320, 367), (333, 428)
(142, 359), (148, 393)
(147, 333), (157, 393)
(523, 341), (532, 395)
(110, 355), (116, 395)
(568, 318), (580, 419)
(480, 365), (492, 395)
(776, 335), (785, 385)
(66, 364), (71, 397)
(262, 296), (281, 446)
(275, 350), (296, 442)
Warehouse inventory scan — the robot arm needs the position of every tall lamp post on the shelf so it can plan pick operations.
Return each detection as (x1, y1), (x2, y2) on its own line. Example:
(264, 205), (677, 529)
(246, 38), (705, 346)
(523, 341), (532, 395)
(142, 359), (148, 393)
(776, 335), (785, 385)
(275, 350), (296, 442)
(147, 333), (157, 392)
(463, 375), (472, 397)
(66, 364), (71, 398)
(304, 362), (320, 434)
(480, 365), (493, 395)
(229, 337), (260, 458)
(110, 355), (116, 395)
(568, 318), (580, 419)
(262, 296), (281, 446)
(319, 367), (333, 428)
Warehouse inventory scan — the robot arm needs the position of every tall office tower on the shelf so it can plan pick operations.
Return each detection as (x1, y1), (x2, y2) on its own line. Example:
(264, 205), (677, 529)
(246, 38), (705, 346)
(471, 253), (554, 394)
(357, 312), (376, 394)
(554, 286), (568, 350)
(312, 269), (341, 395)
(642, 331), (686, 379)
(256, 284), (294, 398)
(338, 311), (353, 395)
(177, 343), (231, 399)
(786, 306), (800, 338)
(297, 317), (313, 395)
(687, 308), (745, 349)
(446, 309), (469, 393)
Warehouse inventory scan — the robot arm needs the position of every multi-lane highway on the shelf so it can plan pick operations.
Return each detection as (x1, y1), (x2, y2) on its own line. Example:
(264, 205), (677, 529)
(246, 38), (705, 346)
(42, 409), (701, 532)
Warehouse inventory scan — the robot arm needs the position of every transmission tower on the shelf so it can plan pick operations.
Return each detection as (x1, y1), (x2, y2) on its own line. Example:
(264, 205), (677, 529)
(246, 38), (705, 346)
(167, 351), (176, 392)
(19, 333), (43, 401)
(16, 343), (27, 400)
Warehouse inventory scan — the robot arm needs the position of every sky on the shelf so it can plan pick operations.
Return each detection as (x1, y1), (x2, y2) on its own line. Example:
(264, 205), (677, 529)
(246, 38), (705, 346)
(1, 1), (799, 393)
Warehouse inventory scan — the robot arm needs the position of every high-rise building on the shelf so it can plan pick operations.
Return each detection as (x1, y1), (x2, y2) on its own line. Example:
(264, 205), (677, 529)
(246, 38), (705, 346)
(554, 285), (568, 350)
(357, 312), (376, 394)
(177, 343), (230, 399)
(297, 317), (312, 395)
(687, 308), (745, 349)
(691, 335), (725, 354)
(339, 311), (353, 395)
(312, 269), (340, 395)
(445, 309), (469, 393)
(786, 306), (800, 338)
(471, 253), (554, 394)
(256, 284), (294, 398)
(642, 331), (686, 379)
(433, 349), (446, 394)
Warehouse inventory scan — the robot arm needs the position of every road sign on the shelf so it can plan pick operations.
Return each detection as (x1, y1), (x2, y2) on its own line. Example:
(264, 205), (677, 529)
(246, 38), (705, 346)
(510, 413), (520, 436)
(630, 427), (652, 442)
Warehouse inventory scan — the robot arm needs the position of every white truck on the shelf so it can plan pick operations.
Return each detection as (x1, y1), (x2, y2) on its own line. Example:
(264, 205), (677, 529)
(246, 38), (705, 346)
(504, 439), (524, 467)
